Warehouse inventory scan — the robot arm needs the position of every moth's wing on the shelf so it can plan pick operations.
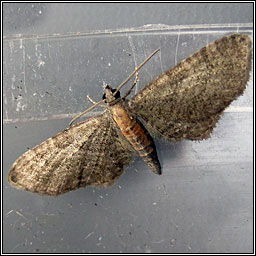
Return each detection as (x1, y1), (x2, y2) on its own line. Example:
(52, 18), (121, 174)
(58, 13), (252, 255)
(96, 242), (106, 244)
(128, 34), (252, 141)
(8, 113), (134, 196)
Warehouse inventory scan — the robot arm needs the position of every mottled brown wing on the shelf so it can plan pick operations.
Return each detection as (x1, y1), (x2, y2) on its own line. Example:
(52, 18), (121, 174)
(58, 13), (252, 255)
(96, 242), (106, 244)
(8, 113), (134, 196)
(128, 34), (252, 142)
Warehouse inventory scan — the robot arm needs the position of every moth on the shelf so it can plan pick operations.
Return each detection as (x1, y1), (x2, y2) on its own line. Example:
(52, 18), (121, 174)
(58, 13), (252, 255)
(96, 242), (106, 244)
(8, 34), (252, 196)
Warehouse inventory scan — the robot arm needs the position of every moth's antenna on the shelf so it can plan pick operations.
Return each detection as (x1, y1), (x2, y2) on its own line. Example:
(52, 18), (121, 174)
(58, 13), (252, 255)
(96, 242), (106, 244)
(69, 48), (160, 126)
(114, 48), (160, 96)
(69, 99), (105, 126)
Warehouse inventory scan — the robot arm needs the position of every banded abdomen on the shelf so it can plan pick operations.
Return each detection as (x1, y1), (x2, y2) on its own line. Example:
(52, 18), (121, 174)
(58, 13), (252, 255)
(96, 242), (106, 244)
(110, 103), (161, 175)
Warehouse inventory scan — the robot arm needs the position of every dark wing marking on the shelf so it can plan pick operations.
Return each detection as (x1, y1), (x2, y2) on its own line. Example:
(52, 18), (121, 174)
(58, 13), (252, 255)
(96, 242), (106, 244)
(8, 113), (134, 196)
(128, 34), (252, 141)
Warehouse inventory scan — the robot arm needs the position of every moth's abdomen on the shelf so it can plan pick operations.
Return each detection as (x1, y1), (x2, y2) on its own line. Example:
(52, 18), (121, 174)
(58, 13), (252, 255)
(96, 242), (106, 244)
(111, 104), (161, 175)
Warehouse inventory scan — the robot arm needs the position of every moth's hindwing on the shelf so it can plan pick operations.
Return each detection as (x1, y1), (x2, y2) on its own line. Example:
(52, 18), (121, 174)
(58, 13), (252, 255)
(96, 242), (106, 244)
(8, 113), (134, 195)
(128, 34), (252, 141)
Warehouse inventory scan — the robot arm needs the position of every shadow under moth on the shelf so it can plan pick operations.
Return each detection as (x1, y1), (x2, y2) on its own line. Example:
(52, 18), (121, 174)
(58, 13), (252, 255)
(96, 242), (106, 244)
(8, 34), (252, 196)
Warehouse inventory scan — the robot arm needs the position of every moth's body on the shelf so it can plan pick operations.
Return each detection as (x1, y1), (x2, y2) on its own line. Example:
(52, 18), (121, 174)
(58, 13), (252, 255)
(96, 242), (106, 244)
(8, 34), (252, 196)
(104, 86), (161, 175)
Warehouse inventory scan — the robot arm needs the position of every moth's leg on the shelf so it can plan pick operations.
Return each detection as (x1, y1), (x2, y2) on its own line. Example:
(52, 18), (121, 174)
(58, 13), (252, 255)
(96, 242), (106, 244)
(122, 71), (139, 99)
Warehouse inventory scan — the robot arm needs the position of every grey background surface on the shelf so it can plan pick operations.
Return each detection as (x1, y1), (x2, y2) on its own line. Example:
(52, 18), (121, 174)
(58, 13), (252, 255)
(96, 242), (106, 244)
(3, 3), (253, 253)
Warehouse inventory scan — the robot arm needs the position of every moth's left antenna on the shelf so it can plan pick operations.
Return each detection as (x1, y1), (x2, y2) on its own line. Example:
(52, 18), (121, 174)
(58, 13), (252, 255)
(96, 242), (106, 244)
(69, 99), (105, 126)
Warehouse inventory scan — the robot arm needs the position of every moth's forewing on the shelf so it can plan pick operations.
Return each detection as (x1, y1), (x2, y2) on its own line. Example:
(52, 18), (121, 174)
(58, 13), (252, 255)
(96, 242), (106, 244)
(128, 34), (252, 141)
(8, 113), (134, 195)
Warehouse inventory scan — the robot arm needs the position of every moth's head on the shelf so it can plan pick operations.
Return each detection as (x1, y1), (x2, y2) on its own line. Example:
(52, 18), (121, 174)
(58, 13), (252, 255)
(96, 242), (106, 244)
(102, 85), (121, 104)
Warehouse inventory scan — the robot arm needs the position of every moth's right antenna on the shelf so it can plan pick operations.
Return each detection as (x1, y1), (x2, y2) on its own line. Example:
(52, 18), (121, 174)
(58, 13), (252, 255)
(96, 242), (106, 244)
(114, 48), (160, 96)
